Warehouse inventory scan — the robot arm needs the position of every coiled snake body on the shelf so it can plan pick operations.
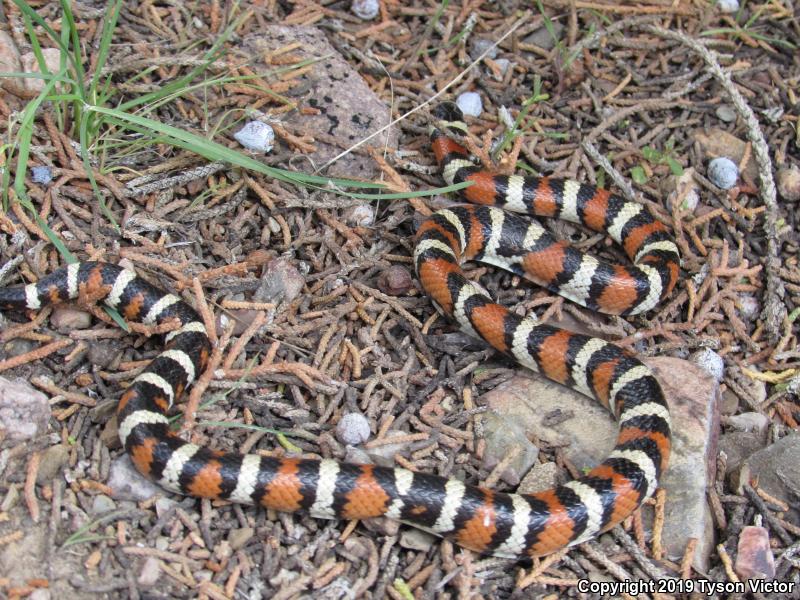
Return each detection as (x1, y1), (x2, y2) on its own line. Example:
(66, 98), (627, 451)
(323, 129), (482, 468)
(0, 103), (679, 559)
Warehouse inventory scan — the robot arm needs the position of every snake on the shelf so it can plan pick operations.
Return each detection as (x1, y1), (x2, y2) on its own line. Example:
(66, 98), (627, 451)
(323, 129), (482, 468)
(0, 102), (679, 559)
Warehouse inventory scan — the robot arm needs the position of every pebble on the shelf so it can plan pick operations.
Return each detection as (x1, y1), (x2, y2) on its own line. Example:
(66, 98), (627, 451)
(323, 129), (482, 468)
(345, 204), (375, 227)
(715, 104), (737, 122)
(716, 0), (739, 12)
(0, 376), (51, 442)
(107, 455), (162, 501)
(51, 306), (92, 331)
(336, 413), (371, 445)
(456, 92), (483, 117)
(725, 412), (769, 435)
(469, 38), (498, 61)
(735, 526), (775, 579)
(228, 527), (255, 550)
(351, 0), (379, 20)
(138, 556), (162, 586)
(708, 157), (739, 190)
(90, 494), (117, 515)
(234, 121), (274, 153)
(344, 446), (372, 464)
(36, 444), (71, 483)
(28, 591), (50, 600)
(690, 348), (725, 382)
(777, 166), (800, 202)
(377, 265), (413, 296)
(31, 165), (53, 185)
(254, 258), (305, 304)
(517, 462), (560, 495)
(155, 496), (177, 517)
(399, 528), (436, 551)
(523, 21), (564, 50)
(737, 295), (760, 321)
(19, 49), (61, 95)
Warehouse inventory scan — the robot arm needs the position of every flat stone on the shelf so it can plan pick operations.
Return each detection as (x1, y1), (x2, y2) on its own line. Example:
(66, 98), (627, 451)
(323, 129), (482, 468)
(399, 528), (437, 551)
(0, 376), (51, 442)
(50, 306), (92, 331)
(36, 444), (71, 483)
(479, 409), (539, 486)
(228, 527), (255, 551)
(740, 434), (800, 519)
(719, 431), (765, 476)
(239, 25), (398, 180)
(481, 356), (719, 571)
(107, 455), (162, 502)
(90, 494), (116, 515)
(137, 556), (162, 587)
(734, 526), (775, 579)
(517, 462), (561, 495)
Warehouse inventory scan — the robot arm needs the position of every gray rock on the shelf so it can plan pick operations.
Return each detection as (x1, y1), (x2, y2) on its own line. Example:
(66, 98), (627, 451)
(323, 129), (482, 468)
(708, 157), (739, 190)
(228, 527), (255, 550)
(735, 526), (775, 579)
(740, 433), (800, 516)
(234, 121), (274, 153)
(690, 348), (725, 382)
(239, 26), (398, 179)
(725, 412), (769, 434)
(36, 444), (71, 483)
(90, 494), (117, 515)
(365, 431), (412, 467)
(107, 455), (162, 502)
(479, 410), (538, 487)
(254, 258), (305, 304)
(517, 462), (560, 495)
(523, 21), (564, 50)
(715, 104), (737, 122)
(336, 413), (371, 446)
(719, 432), (765, 476)
(482, 357), (719, 571)
(138, 556), (162, 586)
(399, 528), (436, 551)
(50, 306), (92, 331)
(0, 376), (50, 441)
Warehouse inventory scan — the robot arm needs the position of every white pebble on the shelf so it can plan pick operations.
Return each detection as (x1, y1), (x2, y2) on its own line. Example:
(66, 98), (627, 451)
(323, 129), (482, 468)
(234, 121), (274, 153)
(716, 0), (739, 12)
(470, 38), (498, 61)
(690, 348), (725, 382)
(351, 0), (379, 20)
(346, 204), (375, 227)
(708, 157), (739, 190)
(456, 92), (483, 117)
(336, 413), (371, 445)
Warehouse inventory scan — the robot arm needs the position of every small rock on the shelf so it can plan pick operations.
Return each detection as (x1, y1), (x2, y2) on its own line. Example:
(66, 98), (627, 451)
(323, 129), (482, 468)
(344, 446), (372, 464)
(88, 341), (121, 369)
(343, 537), (371, 559)
(491, 58), (511, 79)
(155, 497), (177, 517)
(715, 104), (737, 122)
(99, 415), (122, 450)
(708, 157), (739, 190)
(523, 21), (564, 50)
(155, 536), (170, 551)
(36, 444), (71, 483)
(90, 494), (117, 515)
(361, 516), (400, 537)
(517, 462), (560, 495)
(234, 121), (274, 153)
(365, 431), (412, 467)
(0, 32), (22, 96)
(716, 0), (739, 12)
(31, 165), (53, 185)
(725, 412), (769, 435)
(690, 348), (725, 382)
(734, 526), (775, 579)
(138, 556), (162, 586)
(469, 38), (498, 61)
(719, 432), (764, 476)
(377, 265), (413, 296)
(336, 413), (371, 446)
(479, 410), (539, 487)
(345, 204), (375, 227)
(228, 527), (254, 550)
(456, 92), (483, 117)
(254, 258), (305, 304)
(351, 0), (379, 20)
(51, 306), (93, 331)
(217, 309), (263, 336)
(741, 434), (800, 516)
(108, 455), (162, 501)
(667, 167), (700, 213)
(19, 48), (61, 95)
(737, 295), (760, 321)
(720, 388), (739, 415)
(28, 590), (50, 600)
(399, 528), (436, 551)
(777, 166), (800, 202)
(0, 376), (51, 441)
(693, 129), (757, 181)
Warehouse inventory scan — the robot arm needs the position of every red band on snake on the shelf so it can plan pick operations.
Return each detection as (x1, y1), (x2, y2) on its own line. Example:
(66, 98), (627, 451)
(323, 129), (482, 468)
(0, 102), (679, 559)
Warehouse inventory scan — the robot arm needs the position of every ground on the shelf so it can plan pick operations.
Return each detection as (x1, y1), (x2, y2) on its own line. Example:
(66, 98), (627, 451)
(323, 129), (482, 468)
(0, 1), (799, 599)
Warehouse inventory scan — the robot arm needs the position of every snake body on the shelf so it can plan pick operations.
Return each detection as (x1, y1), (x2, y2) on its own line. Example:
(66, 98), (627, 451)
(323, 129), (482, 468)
(0, 103), (679, 559)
